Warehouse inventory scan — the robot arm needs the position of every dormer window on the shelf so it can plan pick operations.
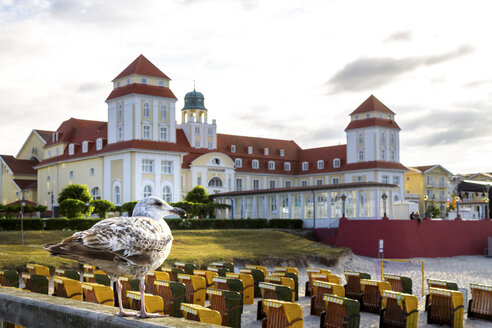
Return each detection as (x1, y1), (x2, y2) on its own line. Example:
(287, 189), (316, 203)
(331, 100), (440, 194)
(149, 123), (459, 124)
(212, 158), (221, 165)
(366, 113), (370, 118)
(264, 148), (269, 156)
(116, 81), (120, 88)
(268, 161), (275, 170)
(284, 162), (291, 171)
(82, 141), (88, 153)
(96, 138), (103, 150)
(280, 149), (285, 157)
(68, 144), (74, 155)
(126, 78), (130, 85)
(235, 158), (242, 167)
(252, 160), (259, 169)
(248, 146), (253, 154)
(159, 80), (164, 87)
(141, 78), (147, 84)
(317, 160), (324, 169)
(231, 145), (236, 153)
(388, 115), (392, 120)
(355, 115), (359, 120)
(333, 158), (340, 168)
(302, 162), (308, 171)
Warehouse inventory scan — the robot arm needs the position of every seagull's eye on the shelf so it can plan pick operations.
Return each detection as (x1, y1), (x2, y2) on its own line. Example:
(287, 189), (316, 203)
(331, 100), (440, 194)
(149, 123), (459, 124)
(155, 201), (163, 206)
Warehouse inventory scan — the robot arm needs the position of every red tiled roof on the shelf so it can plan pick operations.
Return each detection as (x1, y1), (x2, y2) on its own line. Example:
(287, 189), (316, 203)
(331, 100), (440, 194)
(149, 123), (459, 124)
(298, 145), (346, 174)
(34, 130), (54, 143)
(106, 83), (176, 101)
(345, 118), (400, 131)
(6, 199), (37, 206)
(102, 139), (187, 154)
(113, 54), (171, 81)
(13, 179), (37, 190)
(350, 95), (395, 115)
(0, 155), (37, 175)
(44, 118), (107, 147)
(414, 165), (436, 173)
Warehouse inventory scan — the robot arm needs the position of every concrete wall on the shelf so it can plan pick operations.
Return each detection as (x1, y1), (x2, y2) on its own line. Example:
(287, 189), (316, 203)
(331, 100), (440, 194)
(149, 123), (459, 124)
(0, 287), (216, 328)
(318, 217), (492, 258)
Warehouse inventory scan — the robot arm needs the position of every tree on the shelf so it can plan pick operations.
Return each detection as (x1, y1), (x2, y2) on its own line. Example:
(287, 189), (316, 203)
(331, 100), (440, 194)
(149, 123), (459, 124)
(90, 199), (114, 218)
(57, 184), (92, 204)
(58, 184), (93, 218)
(185, 186), (210, 204)
(427, 204), (441, 218)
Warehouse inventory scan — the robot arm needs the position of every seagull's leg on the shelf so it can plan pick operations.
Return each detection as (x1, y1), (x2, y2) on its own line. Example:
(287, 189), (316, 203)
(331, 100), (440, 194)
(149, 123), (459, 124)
(137, 276), (167, 318)
(115, 277), (137, 317)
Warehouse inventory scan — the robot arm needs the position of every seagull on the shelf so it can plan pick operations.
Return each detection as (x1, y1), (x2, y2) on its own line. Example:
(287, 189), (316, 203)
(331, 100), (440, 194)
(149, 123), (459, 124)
(44, 196), (186, 318)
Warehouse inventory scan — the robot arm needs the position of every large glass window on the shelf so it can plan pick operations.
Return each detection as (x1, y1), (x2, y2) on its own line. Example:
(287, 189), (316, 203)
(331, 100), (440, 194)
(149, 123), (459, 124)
(160, 126), (168, 141)
(143, 185), (152, 197)
(293, 195), (302, 218)
(162, 186), (172, 202)
(317, 192), (328, 218)
(142, 159), (154, 173)
(208, 177), (223, 187)
(330, 192), (341, 218)
(160, 105), (167, 120)
(143, 125), (151, 139)
(236, 179), (242, 191)
(280, 196), (289, 218)
(113, 185), (121, 205)
(359, 190), (376, 217)
(304, 193), (314, 218)
(91, 187), (101, 200)
(161, 160), (172, 174)
(143, 103), (150, 118)
(253, 179), (260, 190)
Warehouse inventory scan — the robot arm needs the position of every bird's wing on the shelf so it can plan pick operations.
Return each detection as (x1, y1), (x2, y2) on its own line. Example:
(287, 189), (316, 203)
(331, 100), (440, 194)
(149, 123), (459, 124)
(56, 217), (173, 265)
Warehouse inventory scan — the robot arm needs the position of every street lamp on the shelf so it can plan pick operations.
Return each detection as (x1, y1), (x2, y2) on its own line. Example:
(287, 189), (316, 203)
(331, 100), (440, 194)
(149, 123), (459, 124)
(455, 196), (461, 219)
(484, 197), (489, 219)
(382, 193), (388, 218)
(20, 196), (25, 246)
(423, 195), (429, 218)
(341, 194), (347, 218)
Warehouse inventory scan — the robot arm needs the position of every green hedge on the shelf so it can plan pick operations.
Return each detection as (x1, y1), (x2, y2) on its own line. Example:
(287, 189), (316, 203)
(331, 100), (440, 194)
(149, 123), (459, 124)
(0, 218), (303, 231)
(0, 219), (44, 231)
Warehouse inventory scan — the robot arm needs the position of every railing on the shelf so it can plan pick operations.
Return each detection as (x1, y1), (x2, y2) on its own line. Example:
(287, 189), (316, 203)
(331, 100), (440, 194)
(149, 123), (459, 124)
(0, 287), (216, 328)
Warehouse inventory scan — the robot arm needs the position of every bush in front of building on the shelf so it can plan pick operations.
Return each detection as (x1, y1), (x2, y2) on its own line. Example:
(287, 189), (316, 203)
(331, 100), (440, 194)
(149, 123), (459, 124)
(90, 199), (115, 218)
(121, 201), (138, 216)
(0, 218), (44, 230)
(0, 217), (303, 231)
(59, 199), (94, 219)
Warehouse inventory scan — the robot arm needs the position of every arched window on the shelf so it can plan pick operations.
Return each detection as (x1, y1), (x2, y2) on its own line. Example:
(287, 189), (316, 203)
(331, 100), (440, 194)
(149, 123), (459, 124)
(317, 160), (324, 169)
(143, 103), (150, 118)
(208, 177), (223, 188)
(91, 187), (101, 200)
(333, 158), (341, 168)
(162, 186), (172, 203)
(268, 161), (275, 170)
(284, 162), (291, 171)
(113, 185), (121, 205)
(302, 162), (308, 171)
(160, 105), (167, 120)
(143, 185), (153, 197)
(252, 160), (259, 169)
(235, 158), (242, 167)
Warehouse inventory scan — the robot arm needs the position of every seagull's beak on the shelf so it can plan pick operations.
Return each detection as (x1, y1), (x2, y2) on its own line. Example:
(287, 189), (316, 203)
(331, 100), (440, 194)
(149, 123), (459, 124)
(170, 207), (187, 218)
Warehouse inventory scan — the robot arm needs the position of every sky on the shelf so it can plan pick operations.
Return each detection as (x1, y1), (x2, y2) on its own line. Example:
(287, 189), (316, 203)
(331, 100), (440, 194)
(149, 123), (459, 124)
(1, 0), (491, 174)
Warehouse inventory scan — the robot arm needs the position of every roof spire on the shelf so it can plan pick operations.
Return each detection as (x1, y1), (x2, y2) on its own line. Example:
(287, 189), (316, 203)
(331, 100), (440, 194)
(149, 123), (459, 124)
(193, 80), (196, 91)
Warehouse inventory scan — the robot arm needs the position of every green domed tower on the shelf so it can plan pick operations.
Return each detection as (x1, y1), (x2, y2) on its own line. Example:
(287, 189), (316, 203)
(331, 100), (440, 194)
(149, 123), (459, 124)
(182, 88), (208, 124)
(178, 86), (217, 149)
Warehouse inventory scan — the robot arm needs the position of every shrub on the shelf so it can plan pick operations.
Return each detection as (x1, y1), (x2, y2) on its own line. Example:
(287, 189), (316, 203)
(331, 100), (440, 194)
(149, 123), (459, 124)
(0, 218), (43, 230)
(268, 219), (303, 229)
(90, 199), (114, 218)
(44, 218), (70, 230)
(121, 201), (138, 216)
(67, 218), (103, 231)
(184, 185), (210, 204)
(59, 199), (93, 219)
(57, 184), (92, 204)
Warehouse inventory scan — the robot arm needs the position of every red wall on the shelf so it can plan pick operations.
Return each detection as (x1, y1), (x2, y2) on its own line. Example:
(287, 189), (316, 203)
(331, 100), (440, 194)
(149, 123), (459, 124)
(321, 218), (492, 258)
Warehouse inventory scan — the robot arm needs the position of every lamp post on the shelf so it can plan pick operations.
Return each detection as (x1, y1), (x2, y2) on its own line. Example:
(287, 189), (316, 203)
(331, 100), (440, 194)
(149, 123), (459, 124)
(20, 195), (25, 246)
(341, 194), (347, 218)
(423, 195), (428, 218)
(382, 193), (388, 218)
(455, 196), (461, 219)
(484, 197), (489, 219)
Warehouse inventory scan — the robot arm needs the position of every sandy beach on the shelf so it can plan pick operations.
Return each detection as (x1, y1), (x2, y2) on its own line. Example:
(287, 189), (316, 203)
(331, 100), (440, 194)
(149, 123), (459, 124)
(238, 254), (492, 328)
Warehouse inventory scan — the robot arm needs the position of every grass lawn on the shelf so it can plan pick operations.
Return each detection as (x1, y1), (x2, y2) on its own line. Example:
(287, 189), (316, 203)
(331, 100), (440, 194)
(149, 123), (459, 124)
(0, 229), (347, 272)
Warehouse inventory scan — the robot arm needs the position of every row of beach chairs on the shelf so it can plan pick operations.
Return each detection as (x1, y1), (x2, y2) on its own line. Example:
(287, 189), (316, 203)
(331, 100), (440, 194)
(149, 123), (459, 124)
(2, 263), (492, 328)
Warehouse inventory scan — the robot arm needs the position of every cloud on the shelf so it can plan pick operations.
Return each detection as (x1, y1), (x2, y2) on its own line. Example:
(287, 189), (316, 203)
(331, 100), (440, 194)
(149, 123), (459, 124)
(383, 31), (413, 43)
(326, 45), (474, 94)
(77, 82), (105, 93)
(402, 107), (492, 147)
(464, 79), (492, 88)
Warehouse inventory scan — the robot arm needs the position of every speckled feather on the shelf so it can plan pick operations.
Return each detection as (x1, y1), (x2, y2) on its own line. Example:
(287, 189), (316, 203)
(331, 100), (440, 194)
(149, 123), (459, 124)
(44, 197), (180, 278)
